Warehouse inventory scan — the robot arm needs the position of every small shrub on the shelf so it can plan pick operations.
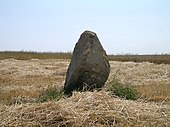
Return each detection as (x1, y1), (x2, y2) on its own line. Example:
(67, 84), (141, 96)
(107, 79), (139, 100)
(37, 86), (64, 102)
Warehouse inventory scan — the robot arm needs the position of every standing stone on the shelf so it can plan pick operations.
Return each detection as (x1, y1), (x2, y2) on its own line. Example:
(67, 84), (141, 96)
(64, 30), (110, 95)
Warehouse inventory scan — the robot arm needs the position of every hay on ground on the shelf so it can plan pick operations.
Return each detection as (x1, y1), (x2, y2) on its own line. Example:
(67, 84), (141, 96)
(0, 91), (169, 127)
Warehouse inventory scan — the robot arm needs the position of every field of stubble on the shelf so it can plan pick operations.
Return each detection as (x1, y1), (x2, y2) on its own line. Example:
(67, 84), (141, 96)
(0, 59), (170, 126)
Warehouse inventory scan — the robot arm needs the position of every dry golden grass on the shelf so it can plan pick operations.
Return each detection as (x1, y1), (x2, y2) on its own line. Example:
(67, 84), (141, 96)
(0, 91), (170, 127)
(0, 59), (68, 103)
(107, 61), (170, 102)
(135, 82), (170, 102)
(0, 59), (170, 126)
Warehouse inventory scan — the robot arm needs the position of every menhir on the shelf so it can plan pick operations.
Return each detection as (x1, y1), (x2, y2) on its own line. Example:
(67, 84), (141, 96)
(64, 30), (110, 95)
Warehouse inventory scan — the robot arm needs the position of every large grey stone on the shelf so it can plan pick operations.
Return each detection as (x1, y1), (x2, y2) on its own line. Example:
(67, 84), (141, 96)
(64, 30), (110, 95)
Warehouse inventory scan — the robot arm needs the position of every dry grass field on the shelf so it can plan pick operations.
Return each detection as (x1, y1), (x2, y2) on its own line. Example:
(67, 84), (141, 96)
(0, 58), (170, 126)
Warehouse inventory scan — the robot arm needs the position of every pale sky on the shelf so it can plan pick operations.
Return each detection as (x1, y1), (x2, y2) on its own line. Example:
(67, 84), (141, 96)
(0, 0), (170, 54)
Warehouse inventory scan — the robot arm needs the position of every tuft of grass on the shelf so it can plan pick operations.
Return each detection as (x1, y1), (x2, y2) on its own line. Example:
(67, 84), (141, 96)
(37, 86), (64, 102)
(107, 79), (139, 100)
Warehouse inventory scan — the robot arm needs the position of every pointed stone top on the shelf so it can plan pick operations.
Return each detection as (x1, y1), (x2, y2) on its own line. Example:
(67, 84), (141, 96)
(64, 30), (110, 95)
(83, 30), (96, 36)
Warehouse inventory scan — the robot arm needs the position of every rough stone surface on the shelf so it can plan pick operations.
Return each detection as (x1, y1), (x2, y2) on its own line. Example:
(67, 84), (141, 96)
(64, 30), (110, 94)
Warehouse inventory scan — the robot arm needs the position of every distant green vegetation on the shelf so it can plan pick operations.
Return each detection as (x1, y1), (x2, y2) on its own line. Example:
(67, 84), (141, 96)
(0, 51), (72, 60)
(0, 51), (170, 64)
(108, 54), (170, 64)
